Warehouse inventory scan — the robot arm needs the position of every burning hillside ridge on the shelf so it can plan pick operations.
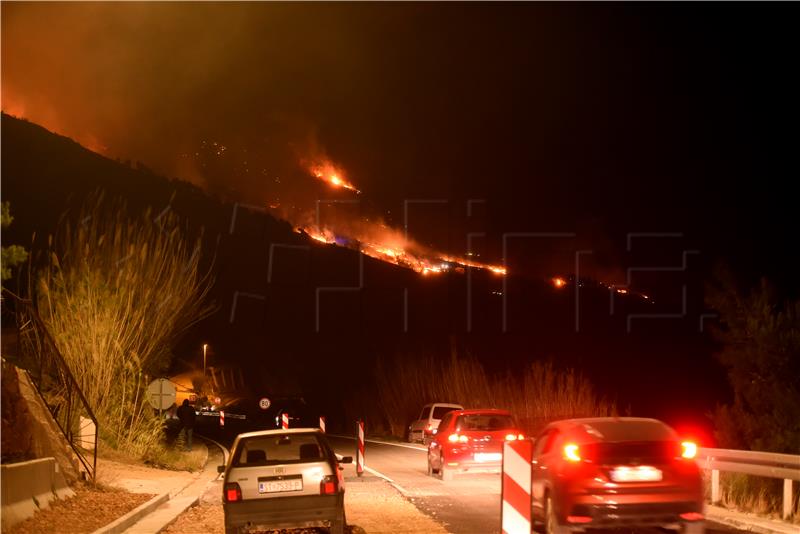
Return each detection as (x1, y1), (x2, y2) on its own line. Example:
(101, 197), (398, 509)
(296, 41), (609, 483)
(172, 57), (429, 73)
(282, 162), (507, 275)
(295, 223), (507, 276)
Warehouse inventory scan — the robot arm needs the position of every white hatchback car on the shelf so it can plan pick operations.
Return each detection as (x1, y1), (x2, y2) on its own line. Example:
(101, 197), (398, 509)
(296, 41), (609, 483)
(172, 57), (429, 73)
(220, 428), (351, 534)
(407, 402), (463, 444)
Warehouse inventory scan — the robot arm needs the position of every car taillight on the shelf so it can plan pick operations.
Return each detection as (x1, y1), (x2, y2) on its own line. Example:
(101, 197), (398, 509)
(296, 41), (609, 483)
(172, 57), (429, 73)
(564, 443), (581, 462)
(681, 441), (697, 459)
(448, 433), (469, 443)
(224, 482), (242, 502)
(567, 515), (592, 524)
(505, 433), (525, 441)
(320, 474), (338, 495)
(680, 512), (704, 521)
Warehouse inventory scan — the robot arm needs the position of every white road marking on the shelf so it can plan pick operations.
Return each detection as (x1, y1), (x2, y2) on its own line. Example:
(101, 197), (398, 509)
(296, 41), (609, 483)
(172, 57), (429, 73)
(363, 465), (411, 496)
(329, 434), (427, 452)
(199, 435), (230, 479)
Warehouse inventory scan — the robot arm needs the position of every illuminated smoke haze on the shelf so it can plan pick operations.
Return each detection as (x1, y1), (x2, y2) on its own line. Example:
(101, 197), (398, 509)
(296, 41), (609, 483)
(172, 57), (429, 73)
(2, 2), (642, 284)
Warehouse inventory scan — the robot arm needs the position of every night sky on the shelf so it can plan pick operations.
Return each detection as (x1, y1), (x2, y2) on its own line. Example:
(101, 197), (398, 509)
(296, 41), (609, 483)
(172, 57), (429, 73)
(3, 3), (799, 433)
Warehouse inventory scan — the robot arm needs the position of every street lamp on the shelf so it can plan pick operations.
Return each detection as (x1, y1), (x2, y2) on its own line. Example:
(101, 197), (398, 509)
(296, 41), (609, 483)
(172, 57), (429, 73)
(203, 343), (209, 379)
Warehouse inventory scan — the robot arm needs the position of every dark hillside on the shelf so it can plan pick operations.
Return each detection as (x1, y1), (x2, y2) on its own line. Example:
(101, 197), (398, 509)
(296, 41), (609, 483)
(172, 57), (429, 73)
(1, 114), (729, 436)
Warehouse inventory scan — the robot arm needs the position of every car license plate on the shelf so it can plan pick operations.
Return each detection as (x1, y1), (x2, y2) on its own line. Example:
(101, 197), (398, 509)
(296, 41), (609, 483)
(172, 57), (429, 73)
(474, 452), (502, 463)
(610, 465), (662, 482)
(258, 479), (303, 493)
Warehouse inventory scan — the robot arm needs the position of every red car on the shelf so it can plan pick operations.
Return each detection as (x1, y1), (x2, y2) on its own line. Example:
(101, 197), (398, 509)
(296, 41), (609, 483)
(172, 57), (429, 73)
(427, 409), (524, 481)
(531, 417), (704, 533)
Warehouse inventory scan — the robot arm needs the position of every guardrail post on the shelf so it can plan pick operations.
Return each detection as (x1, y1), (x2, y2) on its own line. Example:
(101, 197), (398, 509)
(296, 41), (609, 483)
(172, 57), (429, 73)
(784, 478), (793, 520)
(711, 469), (720, 504)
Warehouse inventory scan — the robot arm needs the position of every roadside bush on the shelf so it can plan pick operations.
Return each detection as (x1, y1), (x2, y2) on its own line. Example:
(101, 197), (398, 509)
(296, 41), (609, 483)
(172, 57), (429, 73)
(372, 352), (615, 438)
(35, 194), (214, 457)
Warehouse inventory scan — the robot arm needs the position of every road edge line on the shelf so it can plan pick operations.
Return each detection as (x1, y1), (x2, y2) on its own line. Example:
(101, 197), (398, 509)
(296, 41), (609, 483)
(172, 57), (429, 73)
(362, 465), (411, 496)
(329, 434), (427, 452)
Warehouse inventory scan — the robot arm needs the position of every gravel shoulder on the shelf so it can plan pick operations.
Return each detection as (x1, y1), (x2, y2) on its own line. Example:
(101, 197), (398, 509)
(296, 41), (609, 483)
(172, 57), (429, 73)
(164, 474), (451, 534)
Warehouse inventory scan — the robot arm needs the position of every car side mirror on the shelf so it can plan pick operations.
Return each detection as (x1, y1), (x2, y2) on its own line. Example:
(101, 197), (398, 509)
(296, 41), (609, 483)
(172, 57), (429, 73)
(217, 465), (225, 473)
(339, 456), (353, 464)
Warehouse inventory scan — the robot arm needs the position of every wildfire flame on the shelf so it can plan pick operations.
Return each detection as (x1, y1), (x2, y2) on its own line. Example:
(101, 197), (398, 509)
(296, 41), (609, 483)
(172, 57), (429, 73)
(294, 223), (508, 278)
(309, 161), (361, 194)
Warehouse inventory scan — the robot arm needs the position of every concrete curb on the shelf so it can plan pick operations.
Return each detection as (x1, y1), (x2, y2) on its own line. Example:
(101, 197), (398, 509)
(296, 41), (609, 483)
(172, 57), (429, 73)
(121, 495), (200, 534)
(118, 442), (220, 533)
(91, 492), (169, 534)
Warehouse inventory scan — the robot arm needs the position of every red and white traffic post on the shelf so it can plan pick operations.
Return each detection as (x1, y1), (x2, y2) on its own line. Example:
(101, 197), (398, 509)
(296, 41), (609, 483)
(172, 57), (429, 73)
(356, 420), (365, 477)
(319, 416), (326, 433)
(500, 439), (532, 534)
(281, 412), (289, 430)
(219, 410), (225, 427)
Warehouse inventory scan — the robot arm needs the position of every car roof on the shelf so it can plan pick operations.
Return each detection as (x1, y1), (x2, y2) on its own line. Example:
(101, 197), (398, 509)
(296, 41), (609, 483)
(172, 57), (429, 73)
(431, 403), (463, 408)
(544, 417), (677, 442)
(234, 427), (323, 440)
(453, 408), (512, 416)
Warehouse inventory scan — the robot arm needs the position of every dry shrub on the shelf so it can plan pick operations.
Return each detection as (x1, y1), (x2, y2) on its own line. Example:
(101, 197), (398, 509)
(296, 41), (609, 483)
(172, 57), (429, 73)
(713, 472), (799, 520)
(36, 194), (213, 457)
(373, 353), (615, 437)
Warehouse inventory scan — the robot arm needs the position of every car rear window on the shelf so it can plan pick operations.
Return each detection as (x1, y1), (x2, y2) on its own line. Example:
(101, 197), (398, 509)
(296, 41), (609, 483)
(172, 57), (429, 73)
(419, 405), (431, 420)
(432, 406), (458, 420)
(233, 433), (328, 466)
(586, 441), (679, 463)
(581, 420), (675, 442)
(456, 414), (514, 431)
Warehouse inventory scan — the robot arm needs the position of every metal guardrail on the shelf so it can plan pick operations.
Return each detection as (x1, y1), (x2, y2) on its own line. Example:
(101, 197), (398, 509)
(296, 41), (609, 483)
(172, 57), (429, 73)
(696, 447), (800, 519)
(3, 291), (98, 481)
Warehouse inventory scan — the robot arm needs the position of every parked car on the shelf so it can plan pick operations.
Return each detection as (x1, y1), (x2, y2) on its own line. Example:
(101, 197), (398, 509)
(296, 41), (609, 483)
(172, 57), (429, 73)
(427, 408), (523, 481)
(407, 402), (463, 444)
(219, 428), (352, 534)
(530, 417), (704, 534)
(251, 397), (317, 430)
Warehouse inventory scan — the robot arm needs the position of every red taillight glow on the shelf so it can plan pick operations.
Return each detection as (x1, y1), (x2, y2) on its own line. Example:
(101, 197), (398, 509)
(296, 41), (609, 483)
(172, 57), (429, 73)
(567, 515), (592, 524)
(564, 443), (581, 462)
(680, 512), (704, 521)
(448, 434), (469, 443)
(225, 483), (242, 502)
(681, 441), (697, 459)
(320, 475), (338, 495)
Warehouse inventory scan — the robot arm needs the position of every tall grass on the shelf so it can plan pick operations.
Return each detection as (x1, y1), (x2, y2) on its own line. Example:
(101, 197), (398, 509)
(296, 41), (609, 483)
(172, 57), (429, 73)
(704, 472), (799, 521)
(371, 353), (615, 437)
(35, 194), (214, 457)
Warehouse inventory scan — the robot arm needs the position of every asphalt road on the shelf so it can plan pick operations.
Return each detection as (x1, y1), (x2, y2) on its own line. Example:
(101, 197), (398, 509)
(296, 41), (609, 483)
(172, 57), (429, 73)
(197, 426), (751, 534)
(326, 435), (750, 534)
